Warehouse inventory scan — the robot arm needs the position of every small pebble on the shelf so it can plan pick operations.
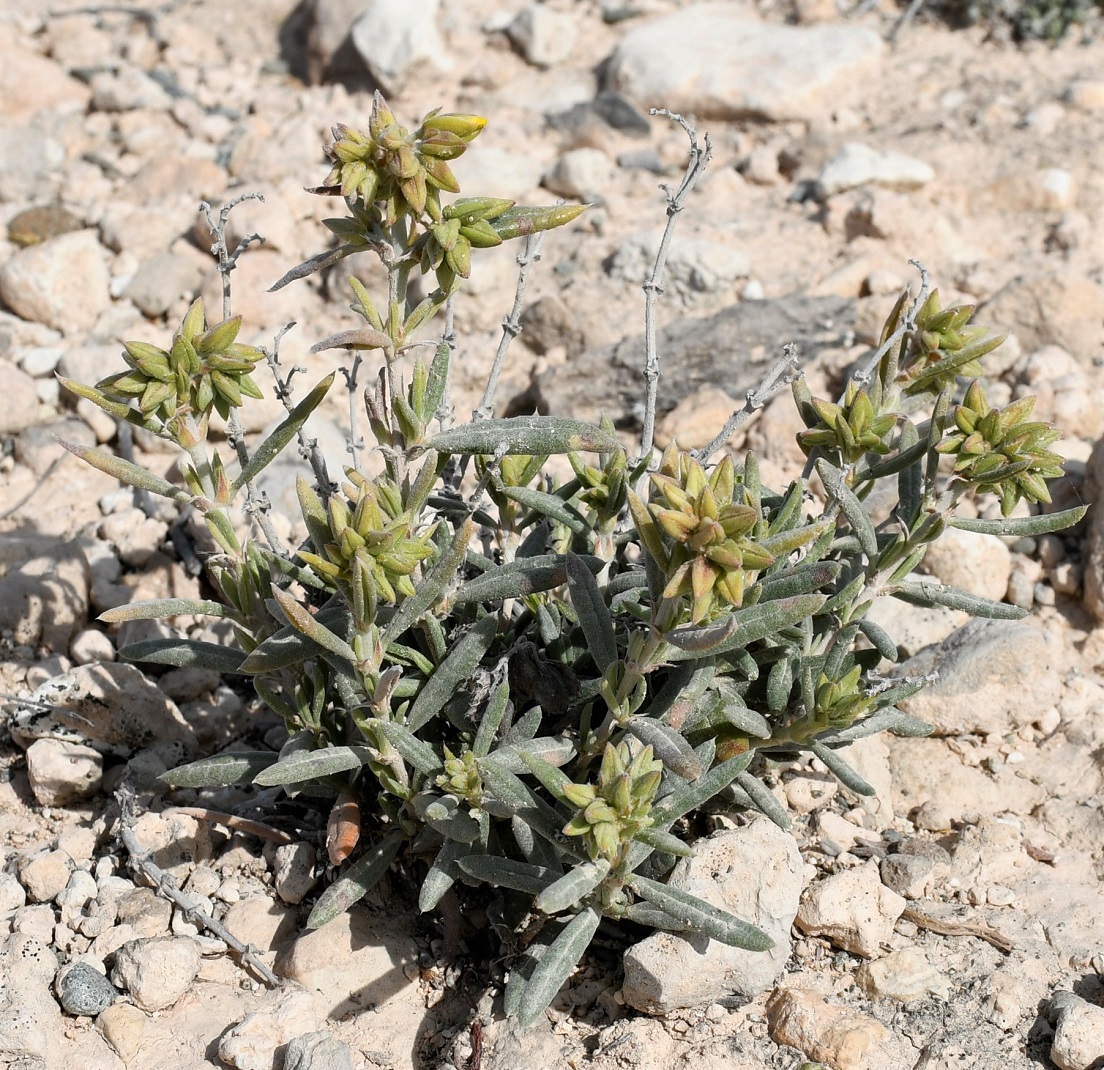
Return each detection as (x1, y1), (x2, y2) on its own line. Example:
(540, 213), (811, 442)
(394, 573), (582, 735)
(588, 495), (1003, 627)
(58, 961), (119, 1016)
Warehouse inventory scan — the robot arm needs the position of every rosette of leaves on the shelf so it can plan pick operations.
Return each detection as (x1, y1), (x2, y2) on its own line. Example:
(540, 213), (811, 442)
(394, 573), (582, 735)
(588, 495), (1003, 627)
(936, 380), (1065, 515)
(795, 379), (898, 466)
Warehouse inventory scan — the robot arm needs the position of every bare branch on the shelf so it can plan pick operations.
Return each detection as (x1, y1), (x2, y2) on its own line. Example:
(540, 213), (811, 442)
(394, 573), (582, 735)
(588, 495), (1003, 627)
(636, 111), (714, 478)
(694, 343), (802, 464)
(116, 789), (283, 988)
(475, 231), (547, 423)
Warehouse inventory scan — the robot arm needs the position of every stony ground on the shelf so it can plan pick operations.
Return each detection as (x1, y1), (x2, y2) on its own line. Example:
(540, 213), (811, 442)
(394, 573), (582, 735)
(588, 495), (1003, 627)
(1, 1), (1104, 1068)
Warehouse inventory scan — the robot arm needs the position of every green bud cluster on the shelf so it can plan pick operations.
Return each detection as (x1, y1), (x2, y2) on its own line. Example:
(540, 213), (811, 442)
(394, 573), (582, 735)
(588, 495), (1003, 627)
(631, 445), (774, 624)
(96, 298), (263, 424)
(562, 743), (663, 862)
(796, 380), (897, 465)
(321, 93), (486, 221)
(937, 380), (1065, 515)
(296, 468), (438, 607)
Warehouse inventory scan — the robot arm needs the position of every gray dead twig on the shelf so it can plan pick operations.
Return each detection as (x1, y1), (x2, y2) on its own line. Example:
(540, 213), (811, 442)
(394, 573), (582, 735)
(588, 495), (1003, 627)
(116, 788), (284, 988)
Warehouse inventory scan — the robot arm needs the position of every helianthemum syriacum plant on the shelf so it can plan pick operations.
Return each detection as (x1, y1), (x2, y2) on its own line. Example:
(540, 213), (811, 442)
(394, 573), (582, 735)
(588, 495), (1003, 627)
(57, 95), (1086, 1032)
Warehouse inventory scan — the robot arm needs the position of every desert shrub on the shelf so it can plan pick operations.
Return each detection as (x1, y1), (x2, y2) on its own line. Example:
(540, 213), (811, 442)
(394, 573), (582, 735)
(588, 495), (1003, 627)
(65, 94), (1084, 1026)
(918, 0), (1103, 39)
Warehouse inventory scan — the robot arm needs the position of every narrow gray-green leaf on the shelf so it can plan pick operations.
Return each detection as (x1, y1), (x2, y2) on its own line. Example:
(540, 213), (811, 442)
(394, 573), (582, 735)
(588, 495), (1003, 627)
(634, 826), (695, 858)
(535, 860), (610, 915)
(371, 719), (443, 776)
(650, 752), (754, 829)
(664, 594), (827, 661)
(816, 458), (878, 562)
(61, 439), (194, 503)
(419, 838), (466, 912)
(407, 615), (497, 732)
(383, 518), (473, 645)
(520, 751), (573, 802)
(416, 795), (482, 843)
(306, 831), (403, 929)
(487, 736), (576, 775)
(503, 486), (588, 535)
(271, 587), (357, 662)
(828, 707), (933, 740)
(517, 907), (601, 1026)
(626, 717), (701, 780)
(565, 553), (616, 673)
(734, 771), (791, 830)
(253, 745), (371, 786)
(100, 598), (234, 624)
(159, 751), (277, 788)
(232, 372), (335, 493)
(429, 417), (617, 457)
(892, 580), (1026, 619)
(949, 506), (1087, 537)
(809, 740), (875, 796)
(628, 875), (773, 950)
(623, 902), (692, 931)
(269, 243), (356, 291)
(457, 855), (558, 895)
(452, 553), (600, 604)
(118, 638), (245, 673)
(757, 560), (842, 602)
(473, 677), (510, 758)
(856, 617), (897, 662)
(239, 626), (322, 672)
(664, 615), (739, 654)
(478, 760), (582, 859)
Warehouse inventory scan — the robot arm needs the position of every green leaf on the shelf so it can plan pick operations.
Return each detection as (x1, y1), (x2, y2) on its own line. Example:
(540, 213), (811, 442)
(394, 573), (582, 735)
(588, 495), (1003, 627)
(486, 737), (576, 775)
(734, 772), (791, 830)
(371, 719), (443, 776)
(478, 760), (583, 859)
(650, 752), (754, 829)
(816, 458), (878, 563)
(269, 243), (357, 292)
(382, 518), (473, 646)
(516, 907), (601, 1026)
(634, 826), (695, 858)
(239, 626), (322, 672)
(118, 638), (245, 673)
(664, 595), (828, 662)
(891, 581), (1026, 619)
(271, 587), (357, 663)
(60, 440), (193, 504)
(407, 615), (497, 732)
(457, 855), (559, 895)
(232, 373), (335, 494)
(828, 707), (932, 740)
(306, 831), (404, 929)
(809, 741), (875, 796)
(856, 617), (897, 662)
(565, 553), (616, 673)
(502, 486), (588, 535)
(473, 678), (511, 758)
(757, 561), (842, 602)
(663, 615), (739, 654)
(158, 751), (278, 788)
(419, 838), (467, 912)
(252, 745), (371, 786)
(948, 506), (1087, 537)
(626, 717), (701, 780)
(452, 554), (570, 604)
(414, 794), (482, 842)
(628, 875), (773, 950)
(429, 417), (618, 457)
(535, 859), (610, 915)
(100, 598), (235, 623)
